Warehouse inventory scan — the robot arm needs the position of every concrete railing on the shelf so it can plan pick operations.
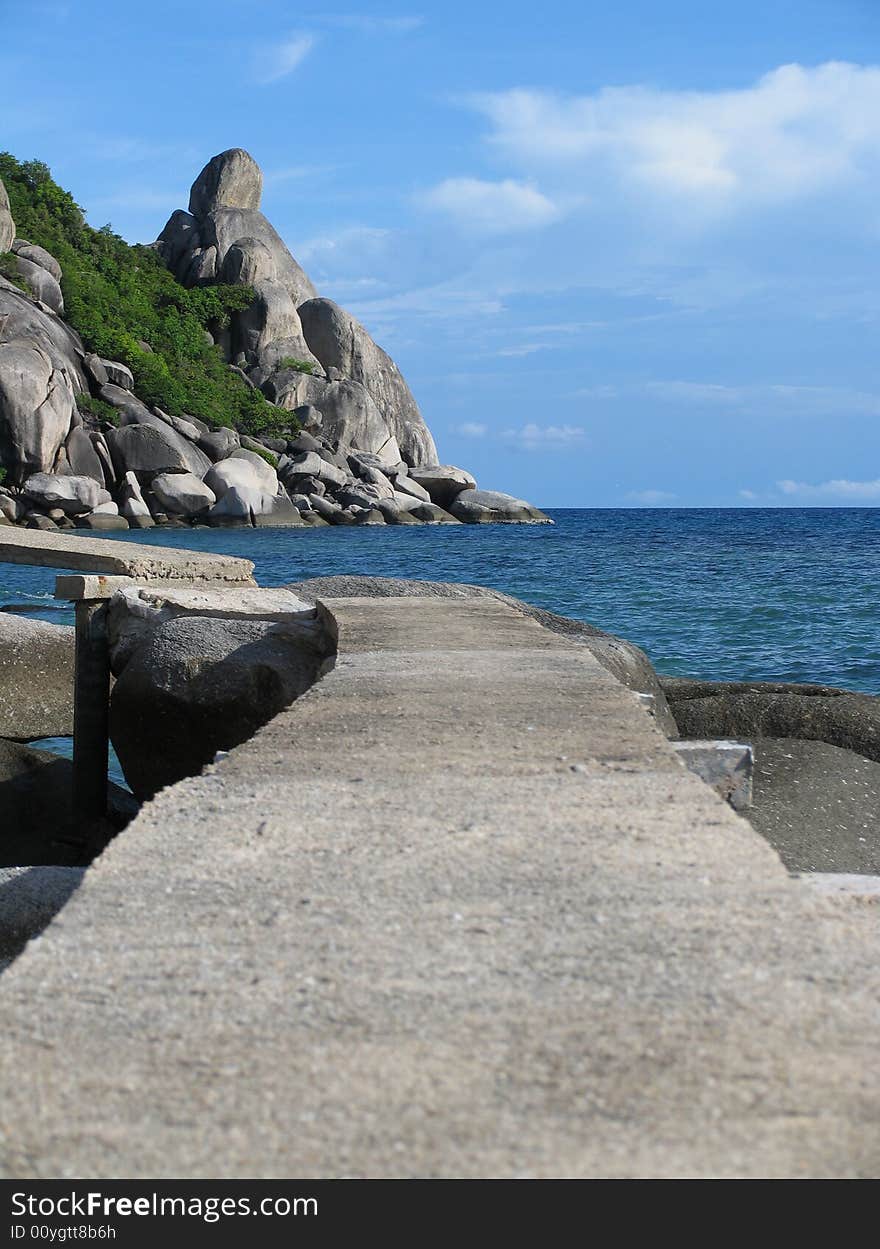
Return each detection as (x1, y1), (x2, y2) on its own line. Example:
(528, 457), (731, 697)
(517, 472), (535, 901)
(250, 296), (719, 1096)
(0, 528), (254, 847)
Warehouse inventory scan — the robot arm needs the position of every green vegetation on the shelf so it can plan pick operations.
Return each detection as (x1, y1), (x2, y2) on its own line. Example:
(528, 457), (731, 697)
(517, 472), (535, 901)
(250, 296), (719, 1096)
(0, 252), (27, 293)
(76, 394), (119, 426)
(277, 356), (315, 375)
(0, 153), (294, 437)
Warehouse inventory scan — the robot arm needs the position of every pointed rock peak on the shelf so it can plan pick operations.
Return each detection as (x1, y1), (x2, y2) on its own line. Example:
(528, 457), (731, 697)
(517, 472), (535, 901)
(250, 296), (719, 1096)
(188, 149), (263, 219)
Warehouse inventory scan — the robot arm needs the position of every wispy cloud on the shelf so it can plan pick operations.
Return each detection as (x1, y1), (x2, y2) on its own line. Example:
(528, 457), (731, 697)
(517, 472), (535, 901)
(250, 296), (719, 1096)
(625, 489), (678, 505)
(307, 14), (424, 33)
(465, 63), (880, 209)
(256, 33), (317, 84)
(777, 478), (880, 501)
(577, 380), (880, 418)
(416, 178), (561, 234)
(501, 423), (587, 451)
(451, 422), (488, 438)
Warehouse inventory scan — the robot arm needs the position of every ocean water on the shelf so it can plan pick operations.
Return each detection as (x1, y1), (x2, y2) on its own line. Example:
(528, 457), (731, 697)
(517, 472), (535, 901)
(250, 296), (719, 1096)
(3, 508), (880, 695)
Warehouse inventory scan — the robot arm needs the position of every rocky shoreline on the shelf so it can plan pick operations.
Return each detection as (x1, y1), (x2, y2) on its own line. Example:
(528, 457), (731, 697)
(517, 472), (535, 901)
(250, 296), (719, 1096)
(0, 149), (550, 532)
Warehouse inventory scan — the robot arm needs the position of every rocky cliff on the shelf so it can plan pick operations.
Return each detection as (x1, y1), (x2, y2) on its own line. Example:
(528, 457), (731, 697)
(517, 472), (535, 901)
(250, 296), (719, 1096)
(0, 149), (550, 530)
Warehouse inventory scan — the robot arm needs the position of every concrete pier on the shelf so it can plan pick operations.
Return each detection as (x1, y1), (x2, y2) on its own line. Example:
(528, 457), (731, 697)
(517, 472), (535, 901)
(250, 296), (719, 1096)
(0, 595), (878, 1177)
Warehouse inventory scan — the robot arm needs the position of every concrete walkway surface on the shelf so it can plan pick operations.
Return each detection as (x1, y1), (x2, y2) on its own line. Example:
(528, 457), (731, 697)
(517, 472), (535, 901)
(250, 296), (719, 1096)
(0, 595), (878, 1177)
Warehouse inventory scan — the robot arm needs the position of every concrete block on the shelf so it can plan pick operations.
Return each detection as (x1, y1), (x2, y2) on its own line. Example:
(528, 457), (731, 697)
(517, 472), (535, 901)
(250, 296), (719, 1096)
(674, 739), (753, 811)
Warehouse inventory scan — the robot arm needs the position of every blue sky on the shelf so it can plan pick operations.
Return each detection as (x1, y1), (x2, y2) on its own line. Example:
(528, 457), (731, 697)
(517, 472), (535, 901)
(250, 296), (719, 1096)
(4, 0), (880, 506)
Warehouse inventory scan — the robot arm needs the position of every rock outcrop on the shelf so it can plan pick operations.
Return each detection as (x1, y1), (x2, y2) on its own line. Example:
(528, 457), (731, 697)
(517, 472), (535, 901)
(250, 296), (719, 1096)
(109, 601), (331, 799)
(0, 613), (74, 740)
(0, 157), (549, 528)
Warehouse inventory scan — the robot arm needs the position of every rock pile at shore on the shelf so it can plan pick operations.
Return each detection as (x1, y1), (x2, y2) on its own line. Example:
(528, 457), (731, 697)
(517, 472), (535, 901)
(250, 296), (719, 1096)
(0, 150), (550, 530)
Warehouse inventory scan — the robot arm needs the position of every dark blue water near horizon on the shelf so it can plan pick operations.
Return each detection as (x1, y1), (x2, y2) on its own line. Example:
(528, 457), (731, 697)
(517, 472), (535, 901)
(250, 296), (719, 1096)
(4, 507), (880, 694)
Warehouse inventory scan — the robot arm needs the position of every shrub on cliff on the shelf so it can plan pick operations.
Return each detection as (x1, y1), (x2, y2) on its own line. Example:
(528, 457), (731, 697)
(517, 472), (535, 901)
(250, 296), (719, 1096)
(0, 153), (290, 437)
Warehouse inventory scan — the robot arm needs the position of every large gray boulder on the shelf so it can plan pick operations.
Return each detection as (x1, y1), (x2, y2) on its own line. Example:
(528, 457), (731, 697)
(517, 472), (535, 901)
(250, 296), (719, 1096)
(11, 256), (63, 315)
(107, 423), (200, 480)
(662, 678), (880, 764)
(0, 338), (76, 481)
(150, 471), (216, 517)
(198, 427), (240, 462)
(188, 148), (264, 217)
(298, 298), (438, 466)
(266, 371), (401, 463)
(64, 426), (106, 485)
(231, 277), (319, 371)
(285, 575), (678, 737)
(0, 613), (74, 740)
(0, 178), (14, 253)
(22, 472), (110, 515)
(0, 281), (86, 390)
(408, 465), (476, 508)
(155, 210), (200, 274)
(11, 240), (62, 284)
(110, 614), (331, 799)
(450, 489), (552, 524)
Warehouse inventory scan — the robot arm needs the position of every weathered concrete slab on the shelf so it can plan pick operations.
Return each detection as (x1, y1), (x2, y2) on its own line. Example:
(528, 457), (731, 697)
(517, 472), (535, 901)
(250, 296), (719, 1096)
(0, 596), (878, 1178)
(0, 527), (254, 583)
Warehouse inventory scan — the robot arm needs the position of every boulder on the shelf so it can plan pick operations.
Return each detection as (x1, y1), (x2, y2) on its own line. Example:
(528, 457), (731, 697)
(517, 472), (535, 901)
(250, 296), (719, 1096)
(198, 427), (240, 461)
(107, 423), (206, 480)
(0, 492), (24, 522)
(81, 353), (108, 388)
(150, 471), (216, 516)
(117, 470), (151, 520)
(0, 282), (87, 391)
(298, 298), (438, 466)
(200, 206), (317, 308)
(76, 514), (129, 530)
(0, 178), (14, 253)
(227, 447), (279, 493)
(64, 426), (106, 484)
(408, 464), (476, 508)
(106, 403), (212, 477)
(12, 256), (64, 315)
(155, 209), (200, 274)
(391, 473), (431, 503)
(375, 498), (422, 524)
(281, 450), (347, 488)
(0, 338), (76, 481)
(266, 371), (401, 462)
(661, 678), (880, 764)
(285, 575), (678, 736)
(410, 502), (460, 524)
(22, 472), (110, 515)
(110, 614), (331, 799)
(0, 741), (136, 867)
(744, 737), (880, 875)
(220, 236), (276, 286)
(449, 489), (552, 524)
(11, 240), (62, 283)
(99, 360), (134, 390)
(354, 508), (386, 525)
(189, 148), (264, 217)
(152, 407), (202, 443)
(308, 494), (342, 520)
(0, 614), (74, 740)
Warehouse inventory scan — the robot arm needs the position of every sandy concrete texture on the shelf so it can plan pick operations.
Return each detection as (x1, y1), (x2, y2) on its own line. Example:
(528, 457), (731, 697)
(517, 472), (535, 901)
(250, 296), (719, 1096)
(0, 595), (878, 1178)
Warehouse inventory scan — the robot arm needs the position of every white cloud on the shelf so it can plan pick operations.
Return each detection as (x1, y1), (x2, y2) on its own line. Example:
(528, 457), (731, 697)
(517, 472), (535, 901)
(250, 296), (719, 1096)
(739, 489), (759, 501)
(416, 178), (561, 234)
(452, 422), (488, 438)
(467, 63), (880, 208)
(311, 14), (424, 33)
(777, 478), (880, 500)
(625, 489), (677, 505)
(599, 380), (880, 417)
(501, 423), (587, 451)
(258, 33), (316, 84)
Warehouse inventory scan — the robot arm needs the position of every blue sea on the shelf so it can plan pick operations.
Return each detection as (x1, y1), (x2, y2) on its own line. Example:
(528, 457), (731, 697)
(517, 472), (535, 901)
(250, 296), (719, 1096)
(4, 507), (880, 692)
